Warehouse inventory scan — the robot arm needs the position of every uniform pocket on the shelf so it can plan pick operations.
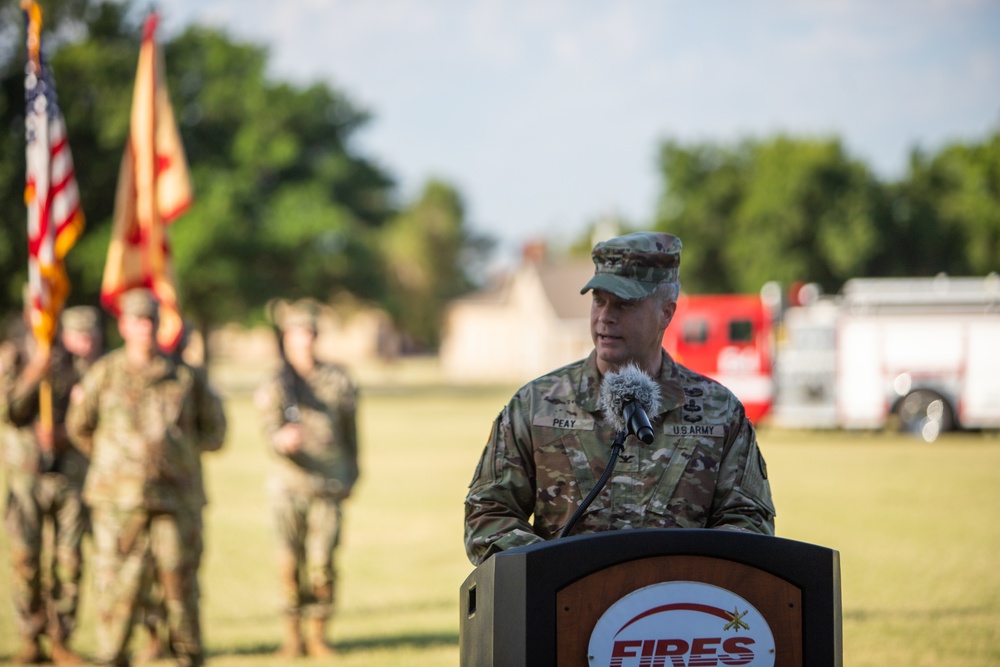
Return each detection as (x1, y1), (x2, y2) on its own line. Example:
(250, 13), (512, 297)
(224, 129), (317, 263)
(645, 436), (717, 527)
(533, 432), (604, 537)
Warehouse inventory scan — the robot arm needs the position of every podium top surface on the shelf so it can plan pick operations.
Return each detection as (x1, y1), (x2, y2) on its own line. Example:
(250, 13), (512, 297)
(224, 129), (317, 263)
(473, 529), (839, 592)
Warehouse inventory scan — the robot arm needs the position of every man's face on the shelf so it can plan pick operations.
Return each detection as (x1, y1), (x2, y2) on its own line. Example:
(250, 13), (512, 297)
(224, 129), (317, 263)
(61, 329), (98, 359)
(283, 325), (316, 359)
(590, 289), (676, 374)
(118, 314), (156, 352)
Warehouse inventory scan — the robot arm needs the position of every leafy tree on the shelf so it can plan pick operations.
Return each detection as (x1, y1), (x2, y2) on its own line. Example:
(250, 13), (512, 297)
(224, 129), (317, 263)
(161, 26), (396, 330)
(657, 136), (885, 294)
(734, 136), (884, 292)
(2, 5), (395, 323)
(895, 131), (1000, 276)
(1, 1), (492, 352)
(381, 180), (492, 349)
(656, 140), (747, 293)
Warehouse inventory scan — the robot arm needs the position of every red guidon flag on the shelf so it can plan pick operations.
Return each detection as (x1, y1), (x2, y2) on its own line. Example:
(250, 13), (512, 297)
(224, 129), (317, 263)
(101, 10), (191, 351)
(23, 0), (85, 351)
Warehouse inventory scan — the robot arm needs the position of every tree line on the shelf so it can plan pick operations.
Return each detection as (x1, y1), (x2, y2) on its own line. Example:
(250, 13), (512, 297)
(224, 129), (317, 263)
(2, 1), (997, 351)
(651, 132), (999, 296)
(0, 0), (491, 350)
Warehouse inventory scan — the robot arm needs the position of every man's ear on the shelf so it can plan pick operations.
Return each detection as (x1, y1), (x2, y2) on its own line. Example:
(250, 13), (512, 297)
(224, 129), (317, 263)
(661, 299), (677, 330)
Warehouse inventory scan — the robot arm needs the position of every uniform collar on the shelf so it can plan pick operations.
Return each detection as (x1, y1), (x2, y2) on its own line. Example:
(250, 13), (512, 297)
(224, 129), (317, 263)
(577, 349), (686, 416)
(117, 349), (177, 383)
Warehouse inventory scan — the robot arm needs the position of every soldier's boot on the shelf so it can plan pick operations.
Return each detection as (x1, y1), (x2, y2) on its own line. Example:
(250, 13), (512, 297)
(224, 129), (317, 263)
(11, 637), (43, 664)
(276, 614), (305, 659)
(133, 621), (166, 663)
(49, 638), (85, 666)
(305, 617), (336, 658)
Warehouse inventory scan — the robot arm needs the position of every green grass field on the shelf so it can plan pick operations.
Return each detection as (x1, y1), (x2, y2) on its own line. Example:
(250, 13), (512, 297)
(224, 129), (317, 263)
(2, 376), (999, 666)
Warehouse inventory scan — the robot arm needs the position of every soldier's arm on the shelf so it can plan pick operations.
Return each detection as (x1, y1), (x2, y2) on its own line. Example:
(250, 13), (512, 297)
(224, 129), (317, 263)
(193, 369), (227, 452)
(0, 341), (22, 425)
(2, 343), (48, 427)
(65, 359), (105, 457)
(464, 400), (542, 565)
(255, 377), (288, 452)
(707, 403), (776, 535)
(339, 374), (360, 489)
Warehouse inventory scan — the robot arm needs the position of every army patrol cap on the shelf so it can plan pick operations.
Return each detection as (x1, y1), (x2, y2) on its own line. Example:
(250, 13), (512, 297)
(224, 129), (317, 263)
(119, 288), (159, 319)
(280, 300), (319, 334)
(61, 306), (100, 332)
(580, 232), (682, 300)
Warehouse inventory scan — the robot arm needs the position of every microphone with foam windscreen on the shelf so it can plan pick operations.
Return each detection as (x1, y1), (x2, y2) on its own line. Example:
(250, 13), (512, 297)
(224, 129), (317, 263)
(560, 364), (662, 538)
(599, 363), (661, 444)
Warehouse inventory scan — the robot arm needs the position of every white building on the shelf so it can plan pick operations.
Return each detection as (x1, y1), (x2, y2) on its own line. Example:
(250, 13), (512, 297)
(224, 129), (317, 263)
(440, 253), (595, 384)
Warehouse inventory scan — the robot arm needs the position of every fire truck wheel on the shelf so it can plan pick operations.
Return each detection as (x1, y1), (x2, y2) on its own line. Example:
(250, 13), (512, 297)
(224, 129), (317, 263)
(897, 390), (954, 442)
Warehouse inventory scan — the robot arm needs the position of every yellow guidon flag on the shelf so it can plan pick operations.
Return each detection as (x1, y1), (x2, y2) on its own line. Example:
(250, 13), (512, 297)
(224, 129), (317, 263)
(101, 10), (192, 352)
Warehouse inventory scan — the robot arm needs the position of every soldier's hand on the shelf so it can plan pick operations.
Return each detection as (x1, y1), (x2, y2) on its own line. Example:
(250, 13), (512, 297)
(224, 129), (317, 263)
(274, 423), (303, 455)
(22, 344), (53, 386)
(34, 422), (54, 451)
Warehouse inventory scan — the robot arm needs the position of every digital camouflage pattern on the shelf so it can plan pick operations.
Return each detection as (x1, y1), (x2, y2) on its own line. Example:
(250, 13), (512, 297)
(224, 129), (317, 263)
(1, 336), (88, 484)
(66, 349), (226, 512)
(60, 305), (100, 334)
(1, 334), (89, 644)
(580, 232), (682, 300)
(90, 505), (203, 667)
(464, 350), (776, 565)
(270, 493), (342, 618)
(66, 348), (226, 666)
(256, 361), (359, 618)
(256, 362), (359, 500)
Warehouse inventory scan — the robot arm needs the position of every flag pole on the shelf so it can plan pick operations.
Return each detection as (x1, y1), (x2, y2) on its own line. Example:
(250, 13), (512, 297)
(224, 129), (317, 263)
(22, 0), (84, 470)
(22, 0), (53, 465)
(35, 337), (54, 471)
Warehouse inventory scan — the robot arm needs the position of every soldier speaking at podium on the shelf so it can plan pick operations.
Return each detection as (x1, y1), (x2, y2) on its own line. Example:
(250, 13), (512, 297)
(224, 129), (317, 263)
(464, 232), (776, 566)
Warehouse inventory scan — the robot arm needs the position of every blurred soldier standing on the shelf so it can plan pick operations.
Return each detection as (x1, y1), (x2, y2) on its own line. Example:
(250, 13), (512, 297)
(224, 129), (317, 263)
(1, 305), (100, 664)
(255, 300), (360, 658)
(66, 289), (227, 667)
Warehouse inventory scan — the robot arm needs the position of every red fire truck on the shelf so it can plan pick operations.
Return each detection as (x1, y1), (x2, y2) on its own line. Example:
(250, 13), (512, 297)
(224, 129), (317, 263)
(662, 294), (775, 424)
(664, 276), (1000, 441)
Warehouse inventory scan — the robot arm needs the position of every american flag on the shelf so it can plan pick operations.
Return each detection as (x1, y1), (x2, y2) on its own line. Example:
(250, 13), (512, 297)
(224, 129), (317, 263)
(23, 0), (85, 350)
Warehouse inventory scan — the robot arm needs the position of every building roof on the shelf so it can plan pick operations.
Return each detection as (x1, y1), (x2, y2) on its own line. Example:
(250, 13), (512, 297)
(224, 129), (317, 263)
(536, 261), (594, 320)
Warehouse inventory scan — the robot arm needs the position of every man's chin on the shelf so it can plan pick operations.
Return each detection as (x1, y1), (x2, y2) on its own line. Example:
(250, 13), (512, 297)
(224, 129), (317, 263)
(595, 347), (628, 371)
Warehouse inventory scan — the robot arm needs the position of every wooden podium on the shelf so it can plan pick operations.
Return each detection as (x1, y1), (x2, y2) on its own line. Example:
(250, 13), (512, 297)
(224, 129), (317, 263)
(460, 529), (841, 667)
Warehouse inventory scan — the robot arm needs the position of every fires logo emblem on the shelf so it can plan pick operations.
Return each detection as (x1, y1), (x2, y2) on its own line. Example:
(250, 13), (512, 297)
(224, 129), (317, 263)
(724, 607), (750, 632)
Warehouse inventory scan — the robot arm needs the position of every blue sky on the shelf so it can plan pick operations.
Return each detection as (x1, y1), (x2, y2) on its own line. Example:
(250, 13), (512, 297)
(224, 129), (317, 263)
(158, 0), (1000, 261)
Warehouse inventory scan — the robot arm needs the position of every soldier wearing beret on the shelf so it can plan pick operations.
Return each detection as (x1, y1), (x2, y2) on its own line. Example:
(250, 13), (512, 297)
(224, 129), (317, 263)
(66, 289), (227, 667)
(464, 232), (776, 565)
(1, 304), (100, 664)
(255, 299), (359, 658)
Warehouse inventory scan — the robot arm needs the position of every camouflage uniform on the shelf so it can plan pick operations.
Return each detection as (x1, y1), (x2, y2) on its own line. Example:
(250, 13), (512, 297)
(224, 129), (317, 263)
(1, 332), (89, 655)
(256, 360), (359, 620)
(464, 350), (775, 564)
(464, 231), (775, 565)
(66, 342), (226, 667)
